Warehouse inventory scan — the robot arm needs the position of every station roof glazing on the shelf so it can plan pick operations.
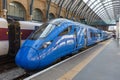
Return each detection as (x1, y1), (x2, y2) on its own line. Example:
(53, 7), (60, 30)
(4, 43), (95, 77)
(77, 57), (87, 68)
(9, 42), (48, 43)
(51, 0), (120, 25)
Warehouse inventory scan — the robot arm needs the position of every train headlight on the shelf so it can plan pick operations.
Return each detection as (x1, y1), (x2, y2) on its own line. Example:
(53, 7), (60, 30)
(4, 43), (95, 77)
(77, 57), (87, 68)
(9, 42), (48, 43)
(41, 41), (51, 49)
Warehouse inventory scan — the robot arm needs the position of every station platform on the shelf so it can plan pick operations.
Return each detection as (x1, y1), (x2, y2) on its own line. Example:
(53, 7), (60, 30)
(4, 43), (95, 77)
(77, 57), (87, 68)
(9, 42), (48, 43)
(24, 39), (120, 80)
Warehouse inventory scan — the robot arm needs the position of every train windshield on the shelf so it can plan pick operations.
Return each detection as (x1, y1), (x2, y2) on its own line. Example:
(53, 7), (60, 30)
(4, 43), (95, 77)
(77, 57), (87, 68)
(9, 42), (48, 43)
(29, 23), (56, 39)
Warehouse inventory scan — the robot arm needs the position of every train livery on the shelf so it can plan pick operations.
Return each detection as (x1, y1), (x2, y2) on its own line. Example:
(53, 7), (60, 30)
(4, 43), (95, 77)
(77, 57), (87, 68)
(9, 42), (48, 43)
(0, 18), (9, 56)
(0, 18), (42, 56)
(15, 18), (110, 70)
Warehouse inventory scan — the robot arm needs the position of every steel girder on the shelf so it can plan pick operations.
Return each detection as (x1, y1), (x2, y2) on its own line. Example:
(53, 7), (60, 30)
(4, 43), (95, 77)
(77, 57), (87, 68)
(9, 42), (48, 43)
(57, 0), (65, 18)
(71, 0), (83, 20)
(51, 0), (120, 25)
(30, 0), (34, 15)
(88, 1), (113, 23)
(2, 0), (7, 9)
(66, 0), (75, 18)
(46, 0), (52, 20)
(88, 0), (120, 24)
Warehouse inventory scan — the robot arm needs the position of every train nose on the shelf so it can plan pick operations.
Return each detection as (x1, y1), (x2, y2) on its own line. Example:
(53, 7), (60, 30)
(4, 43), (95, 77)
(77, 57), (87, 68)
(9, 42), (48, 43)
(15, 47), (40, 70)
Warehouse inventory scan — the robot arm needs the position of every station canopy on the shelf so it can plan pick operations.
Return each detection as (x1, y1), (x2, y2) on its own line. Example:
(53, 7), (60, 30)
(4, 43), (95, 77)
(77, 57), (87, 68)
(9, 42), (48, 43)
(51, 0), (120, 25)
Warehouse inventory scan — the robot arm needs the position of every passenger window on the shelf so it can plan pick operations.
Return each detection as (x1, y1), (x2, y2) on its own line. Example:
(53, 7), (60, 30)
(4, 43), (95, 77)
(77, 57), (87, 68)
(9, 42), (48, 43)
(59, 26), (71, 36)
(90, 32), (93, 38)
(90, 32), (95, 38)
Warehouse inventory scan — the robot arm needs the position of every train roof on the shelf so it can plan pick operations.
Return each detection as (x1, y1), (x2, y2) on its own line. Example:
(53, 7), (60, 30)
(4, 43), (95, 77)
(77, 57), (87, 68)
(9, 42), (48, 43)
(0, 18), (8, 28)
(48, 18), (72, 25)
(48, 18), (98, 30)
(18, 21), (43, 29)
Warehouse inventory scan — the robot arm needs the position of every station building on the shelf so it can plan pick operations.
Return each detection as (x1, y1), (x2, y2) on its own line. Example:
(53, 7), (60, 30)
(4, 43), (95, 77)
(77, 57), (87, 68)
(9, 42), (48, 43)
(0, 0), (79, 22)
(0, 0), (109, 31)
(0, 0), (120, 80)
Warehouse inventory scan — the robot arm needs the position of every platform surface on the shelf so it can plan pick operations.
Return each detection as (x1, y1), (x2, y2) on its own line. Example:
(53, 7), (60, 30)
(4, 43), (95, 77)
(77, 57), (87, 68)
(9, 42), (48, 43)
(73, 39), (120, 80)
(24, 39), (120, 80)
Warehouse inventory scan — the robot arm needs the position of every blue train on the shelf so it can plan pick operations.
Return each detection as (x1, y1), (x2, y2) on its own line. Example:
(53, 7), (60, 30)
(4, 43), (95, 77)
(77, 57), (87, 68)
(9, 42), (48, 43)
(15, 18), (109, 70)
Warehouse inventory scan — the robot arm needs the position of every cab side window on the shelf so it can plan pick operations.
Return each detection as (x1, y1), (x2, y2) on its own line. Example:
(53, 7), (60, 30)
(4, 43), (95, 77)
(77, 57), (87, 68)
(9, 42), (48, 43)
(59, 26), (71, 36)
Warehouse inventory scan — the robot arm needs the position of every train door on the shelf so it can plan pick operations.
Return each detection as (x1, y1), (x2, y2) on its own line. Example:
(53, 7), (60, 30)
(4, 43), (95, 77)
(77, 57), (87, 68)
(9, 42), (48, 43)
(74, 27), (79, 49)
(84, 28), (87, 48)
(74, 27), (87, 49)
(8, 22), (21, 56)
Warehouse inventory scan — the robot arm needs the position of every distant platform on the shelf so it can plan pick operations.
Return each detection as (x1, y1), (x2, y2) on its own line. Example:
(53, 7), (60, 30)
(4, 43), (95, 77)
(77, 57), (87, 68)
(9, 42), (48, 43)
(24, 39), (120, 80)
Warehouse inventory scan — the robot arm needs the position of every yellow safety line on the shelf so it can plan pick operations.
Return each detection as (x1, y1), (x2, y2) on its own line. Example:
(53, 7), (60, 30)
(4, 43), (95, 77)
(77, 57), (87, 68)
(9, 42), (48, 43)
(57, 40), (112, 80)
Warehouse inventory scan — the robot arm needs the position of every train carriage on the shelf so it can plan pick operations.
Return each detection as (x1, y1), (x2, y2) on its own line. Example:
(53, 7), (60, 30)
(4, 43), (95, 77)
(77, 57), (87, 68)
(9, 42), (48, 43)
(0, 18), (9, 55)
(0, 18), (42, 56)
(15, 18), (109, 70)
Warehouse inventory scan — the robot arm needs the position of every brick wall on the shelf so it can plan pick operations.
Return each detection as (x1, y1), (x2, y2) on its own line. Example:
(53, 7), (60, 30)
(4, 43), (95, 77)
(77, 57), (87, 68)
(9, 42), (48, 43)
(0, 0), (77, 22)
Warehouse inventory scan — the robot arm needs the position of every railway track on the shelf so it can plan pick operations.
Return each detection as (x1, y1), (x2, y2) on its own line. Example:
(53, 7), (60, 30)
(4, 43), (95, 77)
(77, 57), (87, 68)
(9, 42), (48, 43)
(0, 41), (107, 80)
(13, 43), (98, 80)
(0, 55), (17, 73)
(0, 48), (87, 80)
(0, 55), (25, 80)
(13, 73), (30, 80)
